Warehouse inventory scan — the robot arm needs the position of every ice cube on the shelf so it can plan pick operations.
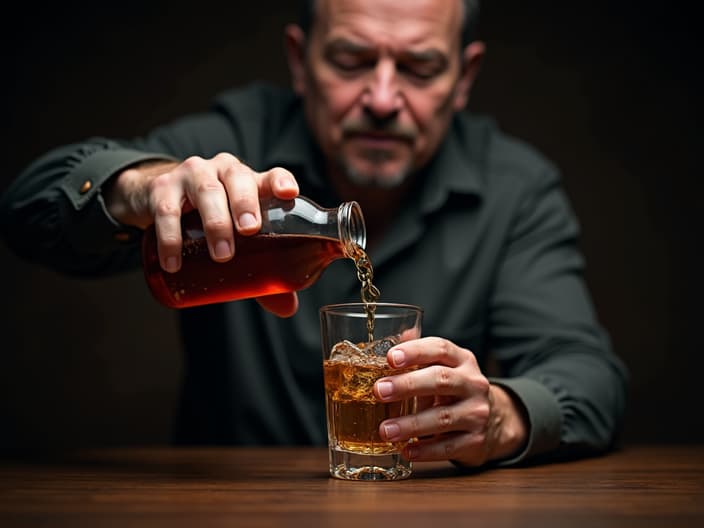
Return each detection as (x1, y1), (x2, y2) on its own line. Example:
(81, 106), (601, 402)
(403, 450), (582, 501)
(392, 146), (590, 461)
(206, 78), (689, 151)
(358, 335), (400, 357)
(329, 339), (363, 362)
(329, 335), (401, 365)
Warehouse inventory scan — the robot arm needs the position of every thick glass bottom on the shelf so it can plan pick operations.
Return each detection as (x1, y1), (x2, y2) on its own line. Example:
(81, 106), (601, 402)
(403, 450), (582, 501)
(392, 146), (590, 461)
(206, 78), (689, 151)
(328, 446), (412, 481)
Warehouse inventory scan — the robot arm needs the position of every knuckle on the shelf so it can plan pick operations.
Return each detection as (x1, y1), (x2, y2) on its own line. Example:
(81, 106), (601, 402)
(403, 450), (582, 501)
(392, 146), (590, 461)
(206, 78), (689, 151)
(434, 366), (454, 390)
(220, 166), (257, 193)
(474, 401), (491, 424)
(231, 193), (258, 212)
(437, 339), (452, 362)
(201, 217), (230, 232)
(466, 349), (480, 369)
(214, 152), (239, 164)
(399, 372), (416, 394)
(181, 155), (205, 171)
(152, 199), (180, 218)
(219, 162), (238, 181)
(148, 172), (173, 191)
(472, 374), (491, 396)
(437, 407), (453, 429)
(195, 178), (223, 194)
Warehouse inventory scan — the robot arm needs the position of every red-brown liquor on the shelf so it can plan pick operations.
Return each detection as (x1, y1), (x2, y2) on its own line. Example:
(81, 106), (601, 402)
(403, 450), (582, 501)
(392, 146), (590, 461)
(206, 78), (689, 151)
(324, 356), (416, 454)
(141, 196), (366, 310)
(143, 231), (346, 309)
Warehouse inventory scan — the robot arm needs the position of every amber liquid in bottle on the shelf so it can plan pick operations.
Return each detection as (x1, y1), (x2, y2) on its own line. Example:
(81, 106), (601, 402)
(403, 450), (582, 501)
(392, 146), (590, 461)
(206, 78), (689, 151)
(143, 231), (346, 309)
(142, 196), (366, 309)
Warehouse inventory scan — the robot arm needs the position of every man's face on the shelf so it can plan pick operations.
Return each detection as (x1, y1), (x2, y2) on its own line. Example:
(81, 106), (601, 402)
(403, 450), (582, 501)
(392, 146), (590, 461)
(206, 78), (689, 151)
(292, 0), (472, 188)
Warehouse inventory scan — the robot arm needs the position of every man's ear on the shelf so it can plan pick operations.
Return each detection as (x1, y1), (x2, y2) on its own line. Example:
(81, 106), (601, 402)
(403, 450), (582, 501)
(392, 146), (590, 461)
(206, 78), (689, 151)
(284, 24), (307, 96)
(453, 41), (486, 111)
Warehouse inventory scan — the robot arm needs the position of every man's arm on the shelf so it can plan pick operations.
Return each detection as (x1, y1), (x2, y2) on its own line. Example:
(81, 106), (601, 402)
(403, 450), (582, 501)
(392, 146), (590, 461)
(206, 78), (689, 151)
(0, 102), (251, 276)
(488, 165), (629, 464)
(0, 140), (176, 276)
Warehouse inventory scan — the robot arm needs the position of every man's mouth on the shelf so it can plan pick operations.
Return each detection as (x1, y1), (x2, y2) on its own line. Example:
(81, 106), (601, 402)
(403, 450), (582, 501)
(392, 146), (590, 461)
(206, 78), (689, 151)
(347, 132), (408, 145)
(342, 121), (417, 144)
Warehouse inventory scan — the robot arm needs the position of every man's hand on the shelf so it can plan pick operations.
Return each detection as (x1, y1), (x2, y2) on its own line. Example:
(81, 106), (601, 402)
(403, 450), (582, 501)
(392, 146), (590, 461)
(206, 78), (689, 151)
(373, 337), (528, 466)
(103, 152), (301, 317)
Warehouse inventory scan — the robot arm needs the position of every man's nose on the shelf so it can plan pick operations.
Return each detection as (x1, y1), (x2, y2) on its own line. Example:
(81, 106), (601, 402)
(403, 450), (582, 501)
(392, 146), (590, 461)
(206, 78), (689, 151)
(361, 59), (402, 120)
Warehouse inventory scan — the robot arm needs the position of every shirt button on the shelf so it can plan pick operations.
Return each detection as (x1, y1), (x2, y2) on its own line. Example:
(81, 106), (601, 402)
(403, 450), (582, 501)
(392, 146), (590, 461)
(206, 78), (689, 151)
(114, 231), (131, 243)
(79, 180), (92, 194)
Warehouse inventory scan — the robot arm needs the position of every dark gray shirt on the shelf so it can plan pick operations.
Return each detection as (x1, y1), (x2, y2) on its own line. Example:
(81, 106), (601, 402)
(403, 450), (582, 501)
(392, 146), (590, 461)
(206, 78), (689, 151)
(0, 82), (628, 465)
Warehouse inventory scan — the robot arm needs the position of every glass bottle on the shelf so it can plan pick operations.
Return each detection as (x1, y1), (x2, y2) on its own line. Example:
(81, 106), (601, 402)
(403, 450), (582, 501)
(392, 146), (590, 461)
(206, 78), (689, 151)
(141, 196), (366, 309)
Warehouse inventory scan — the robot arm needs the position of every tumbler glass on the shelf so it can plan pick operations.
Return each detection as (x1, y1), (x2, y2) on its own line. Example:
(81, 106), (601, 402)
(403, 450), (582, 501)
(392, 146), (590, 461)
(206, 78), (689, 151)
(320, 302), (423, 480)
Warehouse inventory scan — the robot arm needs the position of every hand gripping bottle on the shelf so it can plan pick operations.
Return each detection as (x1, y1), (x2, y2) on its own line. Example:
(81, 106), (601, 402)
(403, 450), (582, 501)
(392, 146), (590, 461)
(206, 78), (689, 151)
(142, 196), (366, 308)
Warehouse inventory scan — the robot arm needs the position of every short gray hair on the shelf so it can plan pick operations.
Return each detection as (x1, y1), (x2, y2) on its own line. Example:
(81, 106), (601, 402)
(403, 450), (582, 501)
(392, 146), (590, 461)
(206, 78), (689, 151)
(298, 0), (481, 47)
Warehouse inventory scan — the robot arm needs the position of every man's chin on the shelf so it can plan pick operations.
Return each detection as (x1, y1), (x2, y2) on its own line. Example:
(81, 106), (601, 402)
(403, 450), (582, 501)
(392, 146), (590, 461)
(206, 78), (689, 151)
(340, 159), (412, 189)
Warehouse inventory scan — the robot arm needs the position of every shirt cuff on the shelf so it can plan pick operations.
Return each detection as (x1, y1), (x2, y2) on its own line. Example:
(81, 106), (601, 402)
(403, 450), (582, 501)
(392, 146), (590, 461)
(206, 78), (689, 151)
(488, 376), (562, 466)
(59, 148), (177, 252)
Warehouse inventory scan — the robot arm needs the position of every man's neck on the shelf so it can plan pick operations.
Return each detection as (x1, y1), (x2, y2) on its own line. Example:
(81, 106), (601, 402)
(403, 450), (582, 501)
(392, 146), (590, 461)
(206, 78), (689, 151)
(327, 166), (418, 251)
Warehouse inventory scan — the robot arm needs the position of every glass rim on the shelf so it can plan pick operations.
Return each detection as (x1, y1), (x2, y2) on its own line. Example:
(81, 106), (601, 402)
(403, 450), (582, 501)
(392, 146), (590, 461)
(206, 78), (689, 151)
(319, 302), (423, 315)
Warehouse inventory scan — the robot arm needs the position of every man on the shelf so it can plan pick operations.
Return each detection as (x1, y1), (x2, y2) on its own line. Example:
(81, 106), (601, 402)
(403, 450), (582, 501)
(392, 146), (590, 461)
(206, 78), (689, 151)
(0, 0), (628, 467)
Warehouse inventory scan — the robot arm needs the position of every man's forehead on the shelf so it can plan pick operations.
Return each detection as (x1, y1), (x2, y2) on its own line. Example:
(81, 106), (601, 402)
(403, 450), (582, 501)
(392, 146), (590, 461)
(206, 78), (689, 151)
(313, 0), (463, 51)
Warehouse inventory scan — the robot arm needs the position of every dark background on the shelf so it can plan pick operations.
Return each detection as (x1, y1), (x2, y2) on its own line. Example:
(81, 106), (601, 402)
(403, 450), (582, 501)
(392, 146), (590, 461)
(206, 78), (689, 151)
(1, 0), (701, 448)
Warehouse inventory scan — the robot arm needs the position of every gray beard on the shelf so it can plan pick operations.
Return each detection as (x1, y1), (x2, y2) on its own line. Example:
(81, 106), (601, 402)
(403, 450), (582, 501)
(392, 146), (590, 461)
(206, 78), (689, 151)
(338, 150), (412, 189)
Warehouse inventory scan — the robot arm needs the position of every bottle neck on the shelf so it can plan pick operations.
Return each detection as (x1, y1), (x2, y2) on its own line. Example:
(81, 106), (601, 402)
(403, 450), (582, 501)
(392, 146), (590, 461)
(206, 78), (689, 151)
(338, 201), (366, 258)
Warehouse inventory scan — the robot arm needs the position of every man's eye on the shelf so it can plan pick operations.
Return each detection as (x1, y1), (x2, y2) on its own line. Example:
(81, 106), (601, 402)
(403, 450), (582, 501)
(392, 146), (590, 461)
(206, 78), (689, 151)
(329, 55), (369, 72)
(398, 63), (441, 80)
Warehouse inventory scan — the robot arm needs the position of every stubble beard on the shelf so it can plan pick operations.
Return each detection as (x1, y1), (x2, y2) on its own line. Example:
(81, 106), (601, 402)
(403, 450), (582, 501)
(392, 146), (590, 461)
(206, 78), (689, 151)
(338, 149), (413, 189)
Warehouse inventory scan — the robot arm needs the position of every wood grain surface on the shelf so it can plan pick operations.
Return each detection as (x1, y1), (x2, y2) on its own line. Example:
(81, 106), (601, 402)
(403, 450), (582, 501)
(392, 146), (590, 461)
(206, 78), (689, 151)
(1, 445), (702, 527)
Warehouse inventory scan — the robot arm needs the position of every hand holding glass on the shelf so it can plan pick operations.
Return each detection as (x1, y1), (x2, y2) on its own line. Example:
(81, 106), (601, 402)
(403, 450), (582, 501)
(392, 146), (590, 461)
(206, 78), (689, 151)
(320, 302), (423, 481)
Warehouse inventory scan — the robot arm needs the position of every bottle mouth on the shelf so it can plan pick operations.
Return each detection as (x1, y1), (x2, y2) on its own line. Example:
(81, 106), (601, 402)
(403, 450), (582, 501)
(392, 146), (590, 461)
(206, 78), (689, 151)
(338, 201), (366, 257)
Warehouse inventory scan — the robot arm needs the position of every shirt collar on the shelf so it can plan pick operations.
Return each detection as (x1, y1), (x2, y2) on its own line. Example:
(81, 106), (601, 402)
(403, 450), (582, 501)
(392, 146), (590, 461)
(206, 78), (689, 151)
(417, 115), (485, 215)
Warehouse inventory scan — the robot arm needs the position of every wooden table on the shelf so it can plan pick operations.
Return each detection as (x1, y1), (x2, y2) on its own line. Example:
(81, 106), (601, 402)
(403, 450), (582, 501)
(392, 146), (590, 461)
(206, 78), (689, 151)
(1, 445), (702, 527)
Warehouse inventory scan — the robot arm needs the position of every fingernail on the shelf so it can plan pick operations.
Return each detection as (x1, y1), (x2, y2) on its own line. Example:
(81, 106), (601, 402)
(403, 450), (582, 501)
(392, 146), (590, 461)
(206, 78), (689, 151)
(383, 423), (401, 441)
(376, 380), (393, 398)
(238, 212), (257, 229)
(391, 349), (405, 367)
(278, 176), (296, 189)
(165, 256), (178, 273)
(214, 239), (231, 259)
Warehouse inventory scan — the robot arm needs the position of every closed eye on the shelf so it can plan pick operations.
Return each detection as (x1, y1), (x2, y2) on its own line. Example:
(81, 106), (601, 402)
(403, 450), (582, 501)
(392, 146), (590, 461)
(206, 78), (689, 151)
(397, 49), (449, 81)
(324, 39), (376, 74)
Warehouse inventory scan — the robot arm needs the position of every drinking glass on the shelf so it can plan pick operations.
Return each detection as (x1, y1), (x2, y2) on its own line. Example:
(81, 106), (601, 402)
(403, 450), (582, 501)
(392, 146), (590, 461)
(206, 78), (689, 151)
(320, 302), (423, 480)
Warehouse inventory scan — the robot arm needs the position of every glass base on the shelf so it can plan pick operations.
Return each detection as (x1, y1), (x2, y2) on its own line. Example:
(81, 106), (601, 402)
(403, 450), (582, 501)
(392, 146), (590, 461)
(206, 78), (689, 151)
(328, 447), (412, 481)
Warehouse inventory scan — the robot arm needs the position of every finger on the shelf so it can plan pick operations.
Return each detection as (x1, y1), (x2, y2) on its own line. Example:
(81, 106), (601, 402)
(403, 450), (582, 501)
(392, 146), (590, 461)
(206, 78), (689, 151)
(260, 166), (300, 200)
(149, 170), (186, 273)
(256, 292), (299, 318)
(415, 395), (457, 415)
(386, 336), (476, 370)
(398, 327), (422, 343)
(180, 155), (235, 262)
(375, 363), (486, 401)
(214, 153), (263, 236)
(402, 432), (489, 465)
(379, 398), (490, 442)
